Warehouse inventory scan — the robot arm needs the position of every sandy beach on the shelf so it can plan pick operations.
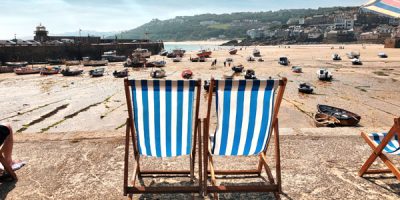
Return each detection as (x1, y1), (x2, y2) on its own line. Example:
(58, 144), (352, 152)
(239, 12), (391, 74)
(1, 43), (400, 199)
(1, 44), (399, 133)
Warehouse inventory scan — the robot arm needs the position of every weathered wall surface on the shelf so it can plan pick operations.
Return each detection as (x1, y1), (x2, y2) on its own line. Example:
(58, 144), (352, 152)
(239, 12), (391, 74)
(384, 38), (400, 48)
(0, 42), (164, 62)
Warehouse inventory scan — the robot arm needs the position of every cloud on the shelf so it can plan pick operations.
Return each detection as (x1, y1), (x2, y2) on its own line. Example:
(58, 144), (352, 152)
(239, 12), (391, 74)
(0, 0), (365, 39)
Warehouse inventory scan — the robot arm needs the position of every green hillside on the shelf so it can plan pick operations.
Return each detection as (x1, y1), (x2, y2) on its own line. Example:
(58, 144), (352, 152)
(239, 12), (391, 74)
(118, 7), (357, 41)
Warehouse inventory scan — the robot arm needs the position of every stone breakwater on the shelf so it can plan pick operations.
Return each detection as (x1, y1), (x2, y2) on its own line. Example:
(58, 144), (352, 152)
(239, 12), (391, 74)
(0, 42), (164, 62)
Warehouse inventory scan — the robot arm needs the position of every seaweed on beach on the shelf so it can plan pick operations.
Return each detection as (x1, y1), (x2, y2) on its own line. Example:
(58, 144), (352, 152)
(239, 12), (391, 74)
(373, 71), (389, 76)
(17, 104), (69, 133)
(40, 95), (115, 132)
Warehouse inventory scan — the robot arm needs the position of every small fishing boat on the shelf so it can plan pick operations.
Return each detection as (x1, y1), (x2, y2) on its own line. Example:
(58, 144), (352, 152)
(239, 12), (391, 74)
(298, 83), (313, 94)
(351, 58), (362, 65)
(332, 53), (341, 61)
(278, 57), (289, 66)
(190, 57), (206, 62)
(113, 69), (129, 78)
(132, 48), (152, 58)
(246, 56), (255, 62)
(101, 50), (126, 62)
(232, 65), (244, 73)
(40, 66), (61, 75)
(173, 56), (182, 62)
(314, 113), (340, 127)
(253, 49), (261, 57)
(65, 60), (80, 66)
(89, 68), (105, 77)
(244, 69), (256, 79)
(317, 68), (332, 81)
(167, 52), (177, 58)
(124, 56), (146, 68)
(82, 57), (108, 66)
(150, 69), (166, 79)
(14, 67), (41, 75)
(346, 51), (360, 59)
(47, 59), (64, 65)
(5, 62), (28, 67)
(61, 67), (83, 76)
(159, 50), (168, 56)
(181, 69), (193, 79)
(292, 66), (302, 73)
(317, 104), (361, 126)
(0, 66), (14, 73)
(378, 52), (388, 58)
(197, 50), (212, 58)
(258, 58), (264, 62)
(147, 60), (166, 68)
(172, 48), (185, 57)
(229, 48), (238, 55)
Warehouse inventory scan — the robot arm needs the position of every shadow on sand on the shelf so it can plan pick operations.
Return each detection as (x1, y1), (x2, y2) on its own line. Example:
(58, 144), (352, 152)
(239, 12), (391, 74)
(0, 180), (16, 199)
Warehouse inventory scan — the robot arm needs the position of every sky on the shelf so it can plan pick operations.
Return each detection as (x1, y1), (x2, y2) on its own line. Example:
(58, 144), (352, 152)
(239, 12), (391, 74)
(0, 0), (367, 39)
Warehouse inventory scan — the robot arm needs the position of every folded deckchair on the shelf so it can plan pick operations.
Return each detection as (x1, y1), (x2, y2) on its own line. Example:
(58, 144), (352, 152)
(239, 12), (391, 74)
(203, 78), (287, 199)
(358, 118), (400, 180)
(123, 79), (202, 196)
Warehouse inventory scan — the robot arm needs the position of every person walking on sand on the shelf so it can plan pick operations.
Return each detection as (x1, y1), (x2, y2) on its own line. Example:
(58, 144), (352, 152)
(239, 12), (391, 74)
(0, 124), (25, 181)
(224, 61), (226, 67)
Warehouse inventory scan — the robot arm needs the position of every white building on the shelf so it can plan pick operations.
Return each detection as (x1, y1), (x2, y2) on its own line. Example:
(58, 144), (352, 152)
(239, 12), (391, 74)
(334, 16), (354, 30)
(246, 29), (264, 39)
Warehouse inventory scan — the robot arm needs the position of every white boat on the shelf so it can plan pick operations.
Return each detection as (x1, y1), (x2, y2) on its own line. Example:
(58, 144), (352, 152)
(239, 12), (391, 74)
(132, 48), (152, 58)
(317, 68), (332, 81)
(378, 52), (388, 58)
(173, 56), (182, 62)
(351, 58), (362, 65)
(253, 49), (261, 57)
(332, 53), (341, 61)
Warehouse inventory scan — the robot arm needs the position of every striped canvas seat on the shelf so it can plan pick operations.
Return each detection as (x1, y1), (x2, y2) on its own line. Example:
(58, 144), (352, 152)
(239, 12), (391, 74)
(369, 132), (400, 155)
(362, 0), (400, 18)
(211, 79), (279, 156)
(129, 80), (196, 157)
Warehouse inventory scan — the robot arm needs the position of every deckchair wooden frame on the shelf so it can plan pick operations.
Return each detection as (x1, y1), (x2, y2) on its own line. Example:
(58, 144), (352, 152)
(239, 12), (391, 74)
(203, 78), (287, 199)
(123, 79), (202, 196)
(358, 117), (400, 180)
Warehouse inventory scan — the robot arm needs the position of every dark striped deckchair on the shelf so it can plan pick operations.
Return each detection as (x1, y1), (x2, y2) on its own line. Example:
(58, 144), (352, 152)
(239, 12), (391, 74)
(123, 79), (202, 196)
(359, 118), (400, 180)
(203, 78), (287, 199)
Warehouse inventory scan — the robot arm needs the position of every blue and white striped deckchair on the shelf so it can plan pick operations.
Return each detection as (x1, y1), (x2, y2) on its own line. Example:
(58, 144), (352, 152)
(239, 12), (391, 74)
(123, 79), (202, 195)
(369, 133), (400, 155)
(203, 78), (287, 197)
(359, 118), (400, 180)
(212, 79), (279, 156)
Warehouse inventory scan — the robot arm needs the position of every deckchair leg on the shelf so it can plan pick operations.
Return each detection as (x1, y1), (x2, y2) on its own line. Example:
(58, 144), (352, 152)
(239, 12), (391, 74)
(274, 121), (282, 194)
(259, 154), (275, 184)
(203, 119), (209, 196)
(358, 132), (400, 180)
(358, 152), (379, 177)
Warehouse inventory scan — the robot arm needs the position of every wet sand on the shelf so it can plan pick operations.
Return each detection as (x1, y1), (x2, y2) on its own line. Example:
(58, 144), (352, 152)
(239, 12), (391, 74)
(1, 44), (399, 133)
(1, 44), (400, 199)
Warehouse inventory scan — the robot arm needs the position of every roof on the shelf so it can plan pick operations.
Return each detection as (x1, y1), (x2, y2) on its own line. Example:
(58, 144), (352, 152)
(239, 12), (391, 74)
(362, 0), (400, 18)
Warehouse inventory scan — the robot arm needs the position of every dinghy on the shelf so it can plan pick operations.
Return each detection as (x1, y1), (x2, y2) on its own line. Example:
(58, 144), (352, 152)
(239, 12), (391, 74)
(317, 104), (361, 126)
(298, 83), (313, 94)
(314, 113), (340, 127)
(244, 69), (256, 79)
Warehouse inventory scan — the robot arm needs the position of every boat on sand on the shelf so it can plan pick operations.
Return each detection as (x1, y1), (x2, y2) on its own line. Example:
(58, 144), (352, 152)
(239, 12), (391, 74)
(317, 104), (361, 126)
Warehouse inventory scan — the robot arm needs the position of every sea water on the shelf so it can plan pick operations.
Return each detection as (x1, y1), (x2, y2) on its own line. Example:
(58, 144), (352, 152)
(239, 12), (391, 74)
(163, 42), (232, 52)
